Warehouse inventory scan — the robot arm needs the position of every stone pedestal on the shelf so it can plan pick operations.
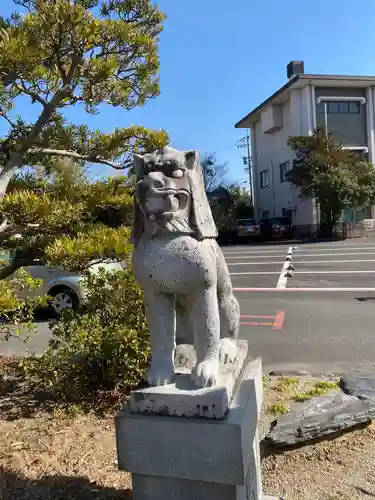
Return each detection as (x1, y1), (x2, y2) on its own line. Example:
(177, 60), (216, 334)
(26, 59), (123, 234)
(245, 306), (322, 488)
(129, 340), (248, 419)
(116, 344), (276, 500)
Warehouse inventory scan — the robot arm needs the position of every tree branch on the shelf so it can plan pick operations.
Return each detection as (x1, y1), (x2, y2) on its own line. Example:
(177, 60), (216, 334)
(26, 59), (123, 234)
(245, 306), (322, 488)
(14, 82), (48, 107)
(0, 111), (16, 129)
(29, 147), (127, 170)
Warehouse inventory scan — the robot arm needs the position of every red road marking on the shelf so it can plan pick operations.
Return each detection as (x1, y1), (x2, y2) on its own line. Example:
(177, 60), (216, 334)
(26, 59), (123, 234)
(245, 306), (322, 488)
(240, 321), (274, 326)
(239, 311), (285, 329)
(240, 315), (274, 319)
(272, 310), (285, 330)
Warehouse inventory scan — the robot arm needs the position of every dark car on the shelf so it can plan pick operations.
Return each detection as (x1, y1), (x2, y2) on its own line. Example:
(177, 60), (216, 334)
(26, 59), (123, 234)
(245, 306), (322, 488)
(259, 217), (293, 240)
(235, 218), (260, 241)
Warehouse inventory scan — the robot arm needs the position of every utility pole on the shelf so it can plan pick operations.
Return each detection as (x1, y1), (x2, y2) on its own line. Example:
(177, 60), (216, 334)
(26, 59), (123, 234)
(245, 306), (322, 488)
(237, 131), (253, 200)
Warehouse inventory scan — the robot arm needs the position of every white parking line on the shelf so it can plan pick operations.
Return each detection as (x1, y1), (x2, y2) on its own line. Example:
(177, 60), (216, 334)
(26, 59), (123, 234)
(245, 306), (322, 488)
(224, 245), (375, 256)
(231, 270), (375, 275)
(223, 249), (293, 255)
(228, 261), (291, 266)
(225, 254), (292, 260)
(226, 251), (375, 260)
(294, 270), (375, 274)
(228, 259), (375, 266)
(233, 287), (375, 292)
(291, 243), (375, 249)
(296, 247), (375, 253)
(231, 271), (280, 275)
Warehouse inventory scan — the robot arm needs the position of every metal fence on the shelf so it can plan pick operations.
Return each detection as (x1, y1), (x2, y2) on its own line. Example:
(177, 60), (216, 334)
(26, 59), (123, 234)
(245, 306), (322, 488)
(342, 221), (375, 238)
(292, 221), (375, 240)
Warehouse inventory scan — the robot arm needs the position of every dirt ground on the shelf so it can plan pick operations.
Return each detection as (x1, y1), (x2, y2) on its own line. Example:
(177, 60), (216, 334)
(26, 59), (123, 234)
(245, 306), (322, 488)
(0, 415), (131, 499)
(261, 375), (375, 500)
(1, 360), (375, 500)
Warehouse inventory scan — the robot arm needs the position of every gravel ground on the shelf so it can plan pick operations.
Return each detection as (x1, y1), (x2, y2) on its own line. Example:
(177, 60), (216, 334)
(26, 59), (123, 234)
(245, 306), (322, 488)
(263, 423), (375, 500)
(261, 375), (375, 500)
(0, 414), (132, 499)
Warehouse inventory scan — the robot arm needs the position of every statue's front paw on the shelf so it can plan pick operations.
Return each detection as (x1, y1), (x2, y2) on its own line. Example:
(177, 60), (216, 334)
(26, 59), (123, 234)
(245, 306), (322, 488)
(146, 358), (175, 386)
(219, 338), (237, 365)
(192, 359), (219, 388)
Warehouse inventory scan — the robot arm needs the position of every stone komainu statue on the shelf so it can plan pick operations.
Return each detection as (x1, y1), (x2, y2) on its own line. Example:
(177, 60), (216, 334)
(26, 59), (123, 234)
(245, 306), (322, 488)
(132, 147), (240, 388)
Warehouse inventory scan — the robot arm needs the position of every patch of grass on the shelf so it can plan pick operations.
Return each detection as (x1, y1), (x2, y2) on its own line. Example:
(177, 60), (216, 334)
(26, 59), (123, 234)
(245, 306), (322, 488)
(314, 380), (339, 390)
(266, 400), (289, 417)
(262, 375), (270, 386)
(292, 380), (339, 402)
(292, 392), (314, 402)
(274, 377), (299, 393)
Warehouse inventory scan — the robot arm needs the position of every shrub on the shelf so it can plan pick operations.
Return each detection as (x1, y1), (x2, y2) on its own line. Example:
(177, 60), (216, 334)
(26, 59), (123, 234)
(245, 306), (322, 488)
(23, 267), (150, 403)
(0, 267), (48, 342)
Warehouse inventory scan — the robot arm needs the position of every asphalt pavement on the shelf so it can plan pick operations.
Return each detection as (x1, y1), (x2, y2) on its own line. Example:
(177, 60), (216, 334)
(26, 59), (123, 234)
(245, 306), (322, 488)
(4, 238), (375, 376)
(224, 238), (375, 375)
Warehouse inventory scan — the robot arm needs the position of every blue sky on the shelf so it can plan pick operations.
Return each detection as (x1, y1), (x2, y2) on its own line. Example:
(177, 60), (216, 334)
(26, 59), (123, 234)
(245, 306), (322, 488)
(3, 0), (375, 183)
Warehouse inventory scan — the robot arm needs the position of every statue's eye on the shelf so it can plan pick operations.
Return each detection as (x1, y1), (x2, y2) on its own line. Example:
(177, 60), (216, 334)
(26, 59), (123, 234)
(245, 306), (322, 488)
(146, 162), (154, 170)
(171, 169), (184, 178)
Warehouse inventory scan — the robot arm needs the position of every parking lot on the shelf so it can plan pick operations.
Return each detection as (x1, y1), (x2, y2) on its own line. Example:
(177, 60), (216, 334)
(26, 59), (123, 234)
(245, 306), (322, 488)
(4, 239), (375, 376)
(285, 240), (375, 290)
(224, 243), (294, 290)
(222, 239), (375, 375)
(223, 239), (375, 291)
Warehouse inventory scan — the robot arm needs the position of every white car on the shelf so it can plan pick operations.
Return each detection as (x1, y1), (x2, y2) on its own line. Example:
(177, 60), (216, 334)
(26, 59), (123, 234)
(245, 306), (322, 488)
(1, 253), (123, 315)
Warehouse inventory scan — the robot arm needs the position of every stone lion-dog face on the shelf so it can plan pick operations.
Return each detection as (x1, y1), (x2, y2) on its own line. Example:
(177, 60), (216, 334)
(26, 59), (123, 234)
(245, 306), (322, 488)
(131, 147), (240, 389)
(132, 146), (217, 243)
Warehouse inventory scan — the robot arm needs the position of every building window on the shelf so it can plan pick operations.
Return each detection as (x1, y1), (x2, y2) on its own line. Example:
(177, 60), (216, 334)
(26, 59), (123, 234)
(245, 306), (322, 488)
(282, 208), (293, 219)
(279, 161), (291, 183)
(262, 210), (270, 218)
(319, 100), (360, 114)
(260, 170), (269, 188)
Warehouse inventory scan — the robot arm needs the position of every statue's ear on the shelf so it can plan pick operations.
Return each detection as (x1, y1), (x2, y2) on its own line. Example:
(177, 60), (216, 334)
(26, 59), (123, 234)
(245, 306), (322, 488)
(133, 154), (144, 177)
(186, 150), (218, 240)
(185, 151), (196, 169)
(131, 195), (145, 246)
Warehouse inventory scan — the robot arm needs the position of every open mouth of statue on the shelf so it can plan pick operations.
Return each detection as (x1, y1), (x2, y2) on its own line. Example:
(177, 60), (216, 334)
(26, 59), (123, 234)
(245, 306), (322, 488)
(146, 189), (189, 216)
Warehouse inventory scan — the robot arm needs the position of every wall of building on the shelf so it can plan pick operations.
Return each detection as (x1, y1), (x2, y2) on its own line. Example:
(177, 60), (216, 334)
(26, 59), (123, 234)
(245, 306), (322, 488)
(251, 87), (314, 226)
(250, 83), (375, 229)
(315, 87), (367, 147)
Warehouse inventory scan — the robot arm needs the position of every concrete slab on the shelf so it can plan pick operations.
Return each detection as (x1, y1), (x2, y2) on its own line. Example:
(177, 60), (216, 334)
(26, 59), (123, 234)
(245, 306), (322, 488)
(129, 340), (248, 419)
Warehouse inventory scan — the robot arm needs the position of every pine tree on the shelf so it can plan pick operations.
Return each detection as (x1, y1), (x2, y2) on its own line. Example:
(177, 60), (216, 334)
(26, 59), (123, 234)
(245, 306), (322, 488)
(0, 0), (168, 197)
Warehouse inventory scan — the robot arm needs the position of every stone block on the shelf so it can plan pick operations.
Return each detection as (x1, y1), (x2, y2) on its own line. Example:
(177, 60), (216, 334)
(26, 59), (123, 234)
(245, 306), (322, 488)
(340, 374), (375, 401)
(129, 340), (248, 419)
(116, 357), (265, 500)
(266, 391), (375, 448)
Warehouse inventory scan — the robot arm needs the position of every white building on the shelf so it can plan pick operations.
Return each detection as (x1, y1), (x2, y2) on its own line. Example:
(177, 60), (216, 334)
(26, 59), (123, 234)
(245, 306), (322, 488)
(235, 61), (375, 230)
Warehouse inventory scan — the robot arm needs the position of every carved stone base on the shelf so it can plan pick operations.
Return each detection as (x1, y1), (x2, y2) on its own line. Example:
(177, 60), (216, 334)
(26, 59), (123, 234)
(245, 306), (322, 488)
(129, 340), (248, 419)
(116, 357), (270, 500)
